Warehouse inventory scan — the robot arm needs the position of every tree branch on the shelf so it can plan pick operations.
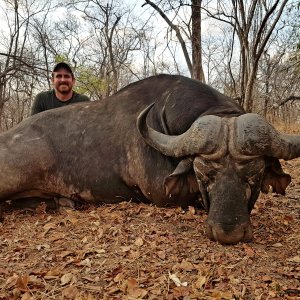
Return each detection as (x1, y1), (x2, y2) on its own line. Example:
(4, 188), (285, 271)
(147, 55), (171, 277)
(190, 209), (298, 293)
(143, 0), (193, 76)
(253, 0), (288, 61)
(274, 95), (300, 108)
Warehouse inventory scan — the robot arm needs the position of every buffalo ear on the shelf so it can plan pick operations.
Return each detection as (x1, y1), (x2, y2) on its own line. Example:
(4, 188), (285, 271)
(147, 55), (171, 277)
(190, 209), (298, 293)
(164, 158), (198, 197)
(261, 157), (291, 195)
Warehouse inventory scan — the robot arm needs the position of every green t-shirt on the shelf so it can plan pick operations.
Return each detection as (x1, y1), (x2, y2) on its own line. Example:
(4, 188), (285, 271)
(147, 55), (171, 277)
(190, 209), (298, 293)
(31, 90), (90, 115)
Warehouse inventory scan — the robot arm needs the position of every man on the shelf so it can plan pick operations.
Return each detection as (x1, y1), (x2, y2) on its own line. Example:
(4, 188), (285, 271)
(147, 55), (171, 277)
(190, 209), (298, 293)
(31, 62), (90, 115)
(16, 62), (90, 212)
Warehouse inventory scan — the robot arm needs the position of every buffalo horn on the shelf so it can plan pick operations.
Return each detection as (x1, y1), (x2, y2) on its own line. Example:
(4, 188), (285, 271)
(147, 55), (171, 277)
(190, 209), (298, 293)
(235, 114), (300, 160)
(137, 103), (225, 157)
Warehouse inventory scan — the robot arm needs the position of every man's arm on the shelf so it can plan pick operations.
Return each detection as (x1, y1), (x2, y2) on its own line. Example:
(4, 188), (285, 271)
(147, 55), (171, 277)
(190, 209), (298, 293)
(31, 93), (44, 115)
(74, 93), (91, 103)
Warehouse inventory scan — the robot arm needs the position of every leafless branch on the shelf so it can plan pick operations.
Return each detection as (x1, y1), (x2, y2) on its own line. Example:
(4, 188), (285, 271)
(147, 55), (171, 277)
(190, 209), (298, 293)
(142, 0), (193, 76)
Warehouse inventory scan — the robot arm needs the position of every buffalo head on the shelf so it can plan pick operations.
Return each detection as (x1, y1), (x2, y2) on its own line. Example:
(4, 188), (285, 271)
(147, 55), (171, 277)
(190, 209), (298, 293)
(137, 104), (300, 244)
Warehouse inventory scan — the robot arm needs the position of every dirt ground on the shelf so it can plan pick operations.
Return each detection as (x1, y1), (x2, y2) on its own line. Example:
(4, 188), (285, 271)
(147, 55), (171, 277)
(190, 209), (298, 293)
(0, 158), (299, 300)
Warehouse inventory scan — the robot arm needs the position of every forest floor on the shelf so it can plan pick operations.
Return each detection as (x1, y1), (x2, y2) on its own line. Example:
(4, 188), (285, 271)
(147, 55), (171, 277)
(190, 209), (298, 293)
(0, 157), (299, 300)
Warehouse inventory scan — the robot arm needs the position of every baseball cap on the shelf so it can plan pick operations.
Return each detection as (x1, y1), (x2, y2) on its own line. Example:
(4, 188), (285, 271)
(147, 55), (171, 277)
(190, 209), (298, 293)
(52, 62), (74, 77)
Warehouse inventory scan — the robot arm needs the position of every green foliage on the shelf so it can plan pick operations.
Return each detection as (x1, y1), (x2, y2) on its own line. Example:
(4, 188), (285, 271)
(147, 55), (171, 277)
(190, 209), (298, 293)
(53, 54), (69, 64)
(73, 67), (110, 97)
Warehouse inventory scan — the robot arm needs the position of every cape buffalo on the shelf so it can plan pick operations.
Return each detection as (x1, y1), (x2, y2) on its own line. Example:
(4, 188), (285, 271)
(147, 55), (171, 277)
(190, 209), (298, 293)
(1, 74), (299, 244)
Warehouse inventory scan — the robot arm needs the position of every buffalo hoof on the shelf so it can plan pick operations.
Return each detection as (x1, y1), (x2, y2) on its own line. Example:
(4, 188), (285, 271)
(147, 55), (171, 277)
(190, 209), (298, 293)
(206, 222), (253, 245)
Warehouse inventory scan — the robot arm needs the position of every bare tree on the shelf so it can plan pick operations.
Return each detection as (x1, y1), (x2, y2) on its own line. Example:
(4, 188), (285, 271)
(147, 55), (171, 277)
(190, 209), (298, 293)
(142, 0), (205, 81)
(0, 0), (48, 129)
(250, 1), (300, 123)
(204, 0), (290, 112)
(268, 51), (300, 123)
(66, 0), (144, 95)
(136, 28), (179, 78)
(2, 73), (35, 129)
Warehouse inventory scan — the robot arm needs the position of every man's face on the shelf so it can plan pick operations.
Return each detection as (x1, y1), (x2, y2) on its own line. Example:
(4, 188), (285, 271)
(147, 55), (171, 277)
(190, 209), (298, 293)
(52, 68), (75, 94)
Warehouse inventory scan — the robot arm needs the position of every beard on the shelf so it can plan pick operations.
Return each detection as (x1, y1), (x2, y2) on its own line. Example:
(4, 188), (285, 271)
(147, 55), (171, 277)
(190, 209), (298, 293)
(56, 83), (72, 94)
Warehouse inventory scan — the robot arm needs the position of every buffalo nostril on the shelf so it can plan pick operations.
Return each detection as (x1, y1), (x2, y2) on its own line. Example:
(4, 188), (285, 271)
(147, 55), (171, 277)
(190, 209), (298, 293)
(219, 224), (236, 233)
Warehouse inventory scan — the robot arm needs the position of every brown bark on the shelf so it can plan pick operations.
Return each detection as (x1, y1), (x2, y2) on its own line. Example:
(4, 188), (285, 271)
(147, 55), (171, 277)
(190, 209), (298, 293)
(191, 0), (205, 82)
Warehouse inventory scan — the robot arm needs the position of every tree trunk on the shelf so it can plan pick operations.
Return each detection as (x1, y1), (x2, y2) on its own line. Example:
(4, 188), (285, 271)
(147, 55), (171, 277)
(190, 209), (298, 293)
(191, 0), (205, 82)
(244, 67), (256, 112)
(263, 55), (271, 118)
